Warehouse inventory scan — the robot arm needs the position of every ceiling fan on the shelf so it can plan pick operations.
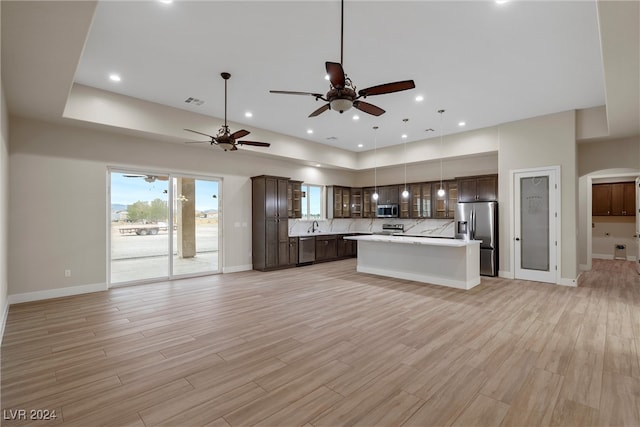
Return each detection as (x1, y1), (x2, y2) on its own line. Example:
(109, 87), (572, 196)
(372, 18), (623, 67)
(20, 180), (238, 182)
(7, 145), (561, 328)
(269, 0), (415, 117)
(184, 72), (271, 151)
(123, 174), (168, 183)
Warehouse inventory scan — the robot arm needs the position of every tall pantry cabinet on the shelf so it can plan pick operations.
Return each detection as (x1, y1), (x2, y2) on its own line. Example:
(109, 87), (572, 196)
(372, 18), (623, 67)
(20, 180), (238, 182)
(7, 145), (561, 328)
(252, 175), (290, 271)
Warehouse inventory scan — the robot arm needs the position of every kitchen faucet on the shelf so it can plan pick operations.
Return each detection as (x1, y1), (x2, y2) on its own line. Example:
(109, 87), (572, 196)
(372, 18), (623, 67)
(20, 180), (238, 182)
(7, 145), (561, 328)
(311, 220), (319, 233)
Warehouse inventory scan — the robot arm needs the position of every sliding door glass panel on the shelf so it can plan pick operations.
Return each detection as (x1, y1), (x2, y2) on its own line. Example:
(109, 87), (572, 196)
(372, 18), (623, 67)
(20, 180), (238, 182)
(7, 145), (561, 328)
(172, 178), (220, 276)
(110, 172), (170, 284)
(520, 175), (550, 271)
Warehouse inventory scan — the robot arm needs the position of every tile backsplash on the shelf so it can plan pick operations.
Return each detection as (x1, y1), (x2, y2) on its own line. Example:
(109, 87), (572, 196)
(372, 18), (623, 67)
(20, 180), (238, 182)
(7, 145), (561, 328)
(289, 218), (455, 237)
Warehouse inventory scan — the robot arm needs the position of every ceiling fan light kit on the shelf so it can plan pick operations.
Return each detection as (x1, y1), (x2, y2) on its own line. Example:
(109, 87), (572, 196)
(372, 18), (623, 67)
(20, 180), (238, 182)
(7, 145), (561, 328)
(184, 72), (271, 152)
(269, 0), (415, 118)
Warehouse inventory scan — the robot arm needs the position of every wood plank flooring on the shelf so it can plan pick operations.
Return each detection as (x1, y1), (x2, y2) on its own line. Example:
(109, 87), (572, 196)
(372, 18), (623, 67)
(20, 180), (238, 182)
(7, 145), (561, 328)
(1, 258), (640, 426)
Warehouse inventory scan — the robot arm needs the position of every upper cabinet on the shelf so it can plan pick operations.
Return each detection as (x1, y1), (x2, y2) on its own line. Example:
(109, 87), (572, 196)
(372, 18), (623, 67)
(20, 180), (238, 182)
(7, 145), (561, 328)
(458, 175), (498, 202)
(287, 180), (302, 219)
(434, 180), (458, 219)
(350, 188), (362, 218)
(326, 185), (351, 218)
(593, 182), (636, 216)
(376, 185), (399, 205)
(410, 182), (432, 218)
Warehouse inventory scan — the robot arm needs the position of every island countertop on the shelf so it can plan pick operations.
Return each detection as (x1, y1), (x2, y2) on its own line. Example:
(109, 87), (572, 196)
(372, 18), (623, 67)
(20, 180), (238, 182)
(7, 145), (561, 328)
(344, 234), (480, 247)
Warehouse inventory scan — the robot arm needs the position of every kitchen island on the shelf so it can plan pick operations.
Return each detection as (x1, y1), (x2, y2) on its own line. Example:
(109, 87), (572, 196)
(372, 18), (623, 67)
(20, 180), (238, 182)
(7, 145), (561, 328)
(344, 235), (481, 290)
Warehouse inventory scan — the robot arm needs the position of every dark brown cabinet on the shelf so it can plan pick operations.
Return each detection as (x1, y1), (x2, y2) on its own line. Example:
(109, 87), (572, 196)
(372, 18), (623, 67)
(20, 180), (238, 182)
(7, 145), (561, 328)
(350, 188), (362, 218)
(287, 180), (302, 218)
(434, 180), (458, 219)
(252, 175), (291, 271)
(327, 186), (351, 218)
(337, 234), (357, 258)
(362, 187), (376, 218)
(288, 237), (298, 265)
(593, 182), (636, 216)
(410, 182), (433, 218)
(458, 175), (498, 202)
(376, 185), (399, 205)
(399, 186), (411, 218)
(315, 235), (338, 262)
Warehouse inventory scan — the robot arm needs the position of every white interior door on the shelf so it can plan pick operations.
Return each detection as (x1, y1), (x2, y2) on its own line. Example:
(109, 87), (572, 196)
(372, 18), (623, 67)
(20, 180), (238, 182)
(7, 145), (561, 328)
(636, 177), (640, 274)
(514, 168), (558, 283)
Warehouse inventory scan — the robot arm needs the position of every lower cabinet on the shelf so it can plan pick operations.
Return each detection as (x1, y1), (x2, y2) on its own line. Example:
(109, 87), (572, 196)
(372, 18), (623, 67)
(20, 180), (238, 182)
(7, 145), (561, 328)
(288, 237), (298, 265)
(337, 234), (357, 258)
(315, 235), (338, 262)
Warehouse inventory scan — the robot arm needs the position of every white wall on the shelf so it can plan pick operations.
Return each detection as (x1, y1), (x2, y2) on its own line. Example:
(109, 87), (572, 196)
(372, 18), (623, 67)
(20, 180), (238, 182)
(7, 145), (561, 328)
(498, 110), (578, 284)
(8, 116), (355, 301)
(592, 216), (637, 260)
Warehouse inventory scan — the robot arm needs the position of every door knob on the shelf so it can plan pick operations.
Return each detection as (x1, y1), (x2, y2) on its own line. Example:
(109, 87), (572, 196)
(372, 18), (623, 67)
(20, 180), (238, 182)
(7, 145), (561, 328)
(515, 237), (520, 241)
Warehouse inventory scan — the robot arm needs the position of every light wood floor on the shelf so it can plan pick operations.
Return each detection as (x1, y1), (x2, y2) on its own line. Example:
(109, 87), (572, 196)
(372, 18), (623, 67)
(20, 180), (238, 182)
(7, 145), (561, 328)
(2, 258), (640, 426)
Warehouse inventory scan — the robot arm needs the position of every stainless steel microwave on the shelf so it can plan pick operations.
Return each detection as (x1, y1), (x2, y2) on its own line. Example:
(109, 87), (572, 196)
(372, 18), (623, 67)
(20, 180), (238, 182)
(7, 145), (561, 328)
(376, 204), (399, 218)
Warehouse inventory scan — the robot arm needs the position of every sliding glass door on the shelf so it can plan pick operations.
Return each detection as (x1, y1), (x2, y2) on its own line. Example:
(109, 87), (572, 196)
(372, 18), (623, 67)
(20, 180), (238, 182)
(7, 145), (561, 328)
(109, 170), (221, 285)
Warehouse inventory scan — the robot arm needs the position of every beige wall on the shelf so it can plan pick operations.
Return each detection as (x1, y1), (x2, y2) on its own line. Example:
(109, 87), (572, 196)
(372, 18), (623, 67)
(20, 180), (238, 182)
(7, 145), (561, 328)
(576, 136), (640, 267)
(1, 0), (9, 334)
(7, 116), (356, 299)
(498, 110), (578, 283)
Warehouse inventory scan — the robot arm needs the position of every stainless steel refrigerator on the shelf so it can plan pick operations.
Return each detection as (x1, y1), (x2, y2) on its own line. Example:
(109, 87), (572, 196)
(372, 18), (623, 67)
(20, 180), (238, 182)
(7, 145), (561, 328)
(454, 201), (498, 276)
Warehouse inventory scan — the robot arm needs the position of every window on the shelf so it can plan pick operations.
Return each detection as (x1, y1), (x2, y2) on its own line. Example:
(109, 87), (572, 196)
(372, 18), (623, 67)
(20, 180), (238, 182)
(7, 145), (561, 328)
(301, 184), (323, 220)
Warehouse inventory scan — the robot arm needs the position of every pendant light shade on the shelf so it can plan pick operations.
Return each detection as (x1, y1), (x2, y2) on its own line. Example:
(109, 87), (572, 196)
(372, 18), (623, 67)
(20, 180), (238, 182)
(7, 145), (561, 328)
(437, 109), (446, 197)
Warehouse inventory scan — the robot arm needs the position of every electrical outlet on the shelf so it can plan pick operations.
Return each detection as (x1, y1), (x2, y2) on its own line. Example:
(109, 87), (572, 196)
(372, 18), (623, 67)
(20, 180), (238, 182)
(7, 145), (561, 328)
(64, 269), (71, 277)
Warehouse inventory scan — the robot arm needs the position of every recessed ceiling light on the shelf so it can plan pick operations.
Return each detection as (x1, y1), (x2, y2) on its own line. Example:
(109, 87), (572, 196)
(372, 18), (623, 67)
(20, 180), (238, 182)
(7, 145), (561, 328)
(357, 143), (364, 148)
(458, 121), (466, 127)
(415, 95), (424, 102)
(109, 74), (121, 82)
(401, 134), (408, 139)
(307, 129), (313, 134)
(324, 74), (330, 81)
(158, 0), (173, 4)
(245, 111), (253, 118)
(495, 0), (509, 4)
(315, 164), (321, 167)
(352, 115), (360, 121)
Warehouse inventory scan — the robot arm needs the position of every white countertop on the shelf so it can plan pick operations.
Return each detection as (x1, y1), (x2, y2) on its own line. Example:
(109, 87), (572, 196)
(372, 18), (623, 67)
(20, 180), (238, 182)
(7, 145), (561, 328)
(289, 231), (368, 237)
(344, 234), (481, 247)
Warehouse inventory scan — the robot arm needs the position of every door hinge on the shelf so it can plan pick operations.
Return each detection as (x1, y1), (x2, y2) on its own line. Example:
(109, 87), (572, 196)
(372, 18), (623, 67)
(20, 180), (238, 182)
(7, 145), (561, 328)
(555, 184), (558, 189)
(555, 265), (558, 270)
(555, 241), (557, 246)
(555, 212), (557, 218)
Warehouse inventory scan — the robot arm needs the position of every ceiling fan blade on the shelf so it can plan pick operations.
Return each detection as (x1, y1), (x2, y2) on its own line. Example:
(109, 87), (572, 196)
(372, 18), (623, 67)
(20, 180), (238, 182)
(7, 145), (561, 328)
(309, 103), (331, 117)
(353, 100), (385, 116)
(270, 90), (325, 99)
(184, 128), (215, 138)
(230, 129), (250, 140)
(357, 80), (416, 97)
(326, 62), (346, 88)
(123, 174), (146, 178)
(237, 141), (271, 147)
(183, 140), (210, 144)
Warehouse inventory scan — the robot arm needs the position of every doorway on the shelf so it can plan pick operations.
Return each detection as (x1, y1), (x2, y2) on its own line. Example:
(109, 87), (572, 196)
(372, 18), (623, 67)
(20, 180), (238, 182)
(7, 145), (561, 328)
(109, 170), (221, 285)
(513, 167), (559, 283)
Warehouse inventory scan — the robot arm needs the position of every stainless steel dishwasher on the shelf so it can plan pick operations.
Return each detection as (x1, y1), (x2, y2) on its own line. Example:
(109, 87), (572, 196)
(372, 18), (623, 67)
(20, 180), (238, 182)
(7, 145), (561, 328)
(298, 236), (316, 264)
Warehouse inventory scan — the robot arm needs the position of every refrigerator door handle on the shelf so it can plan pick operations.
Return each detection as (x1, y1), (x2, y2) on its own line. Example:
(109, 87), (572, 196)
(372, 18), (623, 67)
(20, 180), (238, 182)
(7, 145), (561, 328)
(471, 209), (476, 240)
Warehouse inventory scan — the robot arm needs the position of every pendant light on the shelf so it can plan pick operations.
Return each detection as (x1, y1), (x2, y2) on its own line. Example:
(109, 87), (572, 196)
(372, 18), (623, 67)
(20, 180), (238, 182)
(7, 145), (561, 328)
(372, 126), (379, 201)
(401, 118), (409, 198)
(437, 109), (446, 198)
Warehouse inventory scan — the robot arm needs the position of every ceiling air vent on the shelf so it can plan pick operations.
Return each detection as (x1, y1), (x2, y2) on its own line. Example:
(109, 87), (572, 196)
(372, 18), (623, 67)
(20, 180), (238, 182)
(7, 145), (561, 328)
(184, 97), (205, 106)
(326, 136), (338, 141)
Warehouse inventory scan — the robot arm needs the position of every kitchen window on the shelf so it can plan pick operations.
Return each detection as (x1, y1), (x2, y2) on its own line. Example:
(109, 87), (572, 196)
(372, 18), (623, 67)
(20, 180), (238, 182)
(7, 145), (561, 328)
(301, 184), (323, 220)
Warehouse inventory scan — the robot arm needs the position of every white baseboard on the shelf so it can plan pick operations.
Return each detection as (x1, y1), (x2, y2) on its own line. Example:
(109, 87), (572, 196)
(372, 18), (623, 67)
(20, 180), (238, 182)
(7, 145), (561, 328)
(557, 276), (578, 287)
(8, 282), (107, 305)
(222, 264), (252, 274)
(593, 253), (637, 261)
